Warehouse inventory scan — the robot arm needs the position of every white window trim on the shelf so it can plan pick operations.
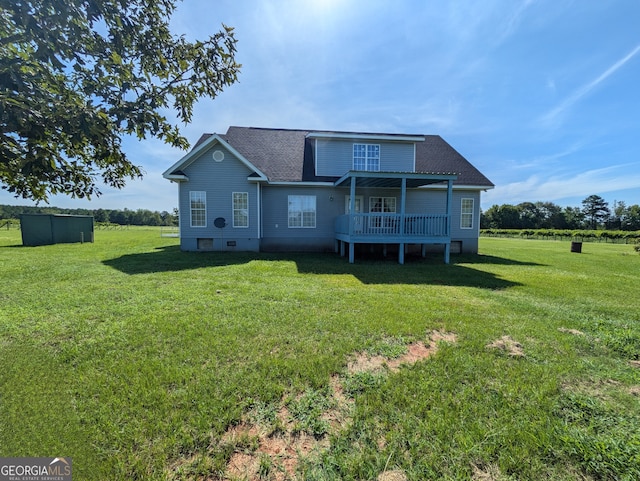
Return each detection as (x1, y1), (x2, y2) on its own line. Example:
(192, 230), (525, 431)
(461, 198), (474, 229)
(232, 192), (249, 228)
(353, 143), (380, 171)
(190, 191), (206, 228)
(288, 195), (316, 228)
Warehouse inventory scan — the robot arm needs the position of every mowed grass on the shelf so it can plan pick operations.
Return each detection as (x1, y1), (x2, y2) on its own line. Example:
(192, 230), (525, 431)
(0, 228), (638, 480)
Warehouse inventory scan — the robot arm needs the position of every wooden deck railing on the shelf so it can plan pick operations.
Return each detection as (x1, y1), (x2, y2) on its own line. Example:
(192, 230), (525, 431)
(335, 213), (449, 238)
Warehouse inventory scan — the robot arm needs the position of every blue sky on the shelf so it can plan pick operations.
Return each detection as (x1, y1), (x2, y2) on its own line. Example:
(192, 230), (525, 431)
(3, 0), (640, 212)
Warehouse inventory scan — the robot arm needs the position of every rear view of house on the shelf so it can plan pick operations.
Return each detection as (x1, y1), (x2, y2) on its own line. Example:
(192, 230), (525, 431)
(162, 126), (493, 263)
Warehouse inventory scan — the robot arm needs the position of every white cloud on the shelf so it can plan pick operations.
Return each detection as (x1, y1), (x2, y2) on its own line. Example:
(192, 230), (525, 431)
(539, 43), (640, 126)
(504, 141), (591, 171)
(496, 0), (537, 45)
(483, 162), (640, 207)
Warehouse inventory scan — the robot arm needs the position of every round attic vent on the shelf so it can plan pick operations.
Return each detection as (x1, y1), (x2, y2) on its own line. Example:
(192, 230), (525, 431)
(213, 150), (224, 162)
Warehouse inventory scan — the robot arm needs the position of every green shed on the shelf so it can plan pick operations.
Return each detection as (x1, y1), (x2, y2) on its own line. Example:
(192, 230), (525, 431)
(20, 214), (94, 246)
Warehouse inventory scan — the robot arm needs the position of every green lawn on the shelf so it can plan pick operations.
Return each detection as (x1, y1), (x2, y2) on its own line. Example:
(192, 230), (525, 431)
(1, 229), (638, 480)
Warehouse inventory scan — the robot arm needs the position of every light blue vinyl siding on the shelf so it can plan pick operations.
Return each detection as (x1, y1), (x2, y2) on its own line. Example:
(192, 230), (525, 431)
(405, 189), (479, 241)
(315, 139), (415, 177)
(178, 143), (260, 250)
(450, 190), (480, 252)
(405, 190), (447, 214)
(261, 185), (341, 251)
(393, 188), (481, 252)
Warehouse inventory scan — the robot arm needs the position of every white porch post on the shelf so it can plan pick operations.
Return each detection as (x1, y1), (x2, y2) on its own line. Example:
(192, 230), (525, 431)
(445, 178), (453, 264)
(349, 175), (356, 263)
(400, 177), (407, 230)
(349, 175), (356, 235)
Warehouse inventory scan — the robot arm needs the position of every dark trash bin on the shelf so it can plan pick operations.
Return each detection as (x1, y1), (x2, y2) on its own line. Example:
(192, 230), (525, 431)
(570, 241), (582, 253)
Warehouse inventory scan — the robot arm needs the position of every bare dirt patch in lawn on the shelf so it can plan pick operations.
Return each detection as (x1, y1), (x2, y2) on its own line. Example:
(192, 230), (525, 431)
(378, 469), (408, 481)
(218, 402), (334, 480)
(386, 341), (433, 370)
(471, 462), (505, 480)
(347, 352), (389, 374)
(486, 336), (525, 357)
(226, 452), (260, 479)
(348, 330), (457, 375)
(558, 327), (585, 336)
(170, 330), (458, 480)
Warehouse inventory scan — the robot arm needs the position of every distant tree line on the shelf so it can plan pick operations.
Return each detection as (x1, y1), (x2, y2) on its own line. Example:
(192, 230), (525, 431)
(0, 204), (178, 226)
(481, 195), (640, 231)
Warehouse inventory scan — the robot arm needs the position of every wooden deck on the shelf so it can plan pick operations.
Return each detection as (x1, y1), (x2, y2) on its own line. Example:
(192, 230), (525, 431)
(334, 213), (452, 264)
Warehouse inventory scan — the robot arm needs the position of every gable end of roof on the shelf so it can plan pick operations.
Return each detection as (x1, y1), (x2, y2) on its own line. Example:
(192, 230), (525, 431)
(162, 133), (268, 181)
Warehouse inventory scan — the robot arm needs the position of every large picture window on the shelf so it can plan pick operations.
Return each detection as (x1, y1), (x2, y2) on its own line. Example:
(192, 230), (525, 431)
(461, 198), (474, 229)
(288, 195), (316, 228)
(190, 191), (206, 227)
(353, 144), (380, 171)
(233, 192), (248, 228)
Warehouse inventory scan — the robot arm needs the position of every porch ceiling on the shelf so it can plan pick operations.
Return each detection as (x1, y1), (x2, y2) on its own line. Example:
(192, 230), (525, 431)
(334, 171), (459, 189)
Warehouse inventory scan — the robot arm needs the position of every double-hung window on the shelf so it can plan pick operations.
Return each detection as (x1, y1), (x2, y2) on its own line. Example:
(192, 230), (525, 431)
(353, 144), (380, 171)
(232, 192), (249, 228)
(288, 195), (316, 228)
(461, 198), (474, 229)
(190, 191), (206, 227)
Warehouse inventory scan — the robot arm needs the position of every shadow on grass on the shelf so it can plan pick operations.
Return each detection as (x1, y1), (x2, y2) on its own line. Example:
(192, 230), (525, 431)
(103, 245), (253, 273)
(294, 252), (539, 288)
(103, 246), (539, 289)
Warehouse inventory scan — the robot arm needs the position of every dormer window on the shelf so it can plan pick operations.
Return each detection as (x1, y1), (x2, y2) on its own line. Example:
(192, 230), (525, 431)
(353, 143), (380, 171)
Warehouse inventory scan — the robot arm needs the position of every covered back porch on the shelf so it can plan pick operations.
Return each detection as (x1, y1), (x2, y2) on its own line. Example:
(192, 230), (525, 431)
(333, 171), (458, 264)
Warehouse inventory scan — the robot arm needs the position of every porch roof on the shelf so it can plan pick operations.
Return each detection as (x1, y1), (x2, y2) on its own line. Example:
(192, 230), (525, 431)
(334, 171), (458, 189)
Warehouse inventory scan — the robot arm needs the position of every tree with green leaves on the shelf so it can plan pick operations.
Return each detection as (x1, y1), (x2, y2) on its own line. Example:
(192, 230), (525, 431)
(0, 0), (240, 202)
(560, 206), (585, 229)
(535, 201), (564, 228)
(516, 201), (540, 229)
(625, 204), (640, 231)
(482, 204), (521, 229)
(608, 201), (640, 231)
(581, 195), (610, 229)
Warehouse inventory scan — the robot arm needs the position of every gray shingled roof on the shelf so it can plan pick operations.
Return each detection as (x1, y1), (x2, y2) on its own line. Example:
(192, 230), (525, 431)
(193, 126), (493, 187)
